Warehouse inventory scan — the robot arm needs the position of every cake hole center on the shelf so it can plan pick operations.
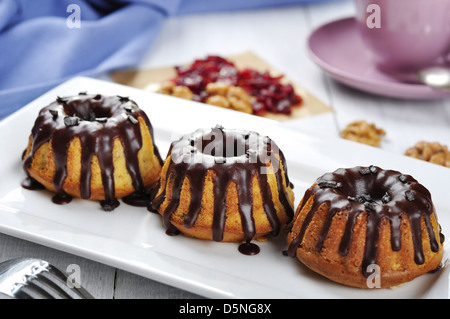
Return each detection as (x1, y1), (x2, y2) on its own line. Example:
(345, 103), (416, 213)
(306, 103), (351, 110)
(350, 189), (391, 205)
(65, 99), (112, 121)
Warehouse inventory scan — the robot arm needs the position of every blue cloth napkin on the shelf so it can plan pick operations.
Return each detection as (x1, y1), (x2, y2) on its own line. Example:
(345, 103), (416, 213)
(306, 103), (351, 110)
(0, 0), (338, 119)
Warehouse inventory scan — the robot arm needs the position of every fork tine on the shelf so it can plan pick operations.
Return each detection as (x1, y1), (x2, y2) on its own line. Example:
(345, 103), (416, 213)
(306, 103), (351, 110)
(22, 280), (59, 299)
(13, 289), (33, 299)
(45, 265), (94, 299)
(32, 274), (73, 299)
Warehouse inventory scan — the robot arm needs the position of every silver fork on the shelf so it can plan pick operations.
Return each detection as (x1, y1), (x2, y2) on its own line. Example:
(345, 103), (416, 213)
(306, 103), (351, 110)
(0, 258), (94, 299)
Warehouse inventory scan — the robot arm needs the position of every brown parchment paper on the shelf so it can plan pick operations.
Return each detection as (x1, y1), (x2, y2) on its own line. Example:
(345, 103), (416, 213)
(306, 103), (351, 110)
(111, 51), (332, 122)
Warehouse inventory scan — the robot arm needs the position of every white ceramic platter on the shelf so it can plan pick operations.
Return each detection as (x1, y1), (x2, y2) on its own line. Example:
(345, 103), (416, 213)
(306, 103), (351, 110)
(0, 77), (449, 298)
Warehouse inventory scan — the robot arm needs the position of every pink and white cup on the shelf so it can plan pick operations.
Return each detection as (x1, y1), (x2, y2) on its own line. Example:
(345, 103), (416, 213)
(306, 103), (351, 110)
(355, 0), (450, 79)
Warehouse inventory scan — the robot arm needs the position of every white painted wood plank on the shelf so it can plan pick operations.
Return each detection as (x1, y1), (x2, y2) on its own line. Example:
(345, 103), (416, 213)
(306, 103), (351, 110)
(113, 270), (203, 299)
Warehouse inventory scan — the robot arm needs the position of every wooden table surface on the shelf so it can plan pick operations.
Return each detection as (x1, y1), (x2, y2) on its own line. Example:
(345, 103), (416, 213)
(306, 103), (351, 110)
(2, 0), (449, 299)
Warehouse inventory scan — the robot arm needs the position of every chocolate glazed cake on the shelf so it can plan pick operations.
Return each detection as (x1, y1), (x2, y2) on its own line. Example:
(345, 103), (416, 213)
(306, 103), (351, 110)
(22, 93), (163, 211)
(151, 125), (295, 255)
(287, 166), (445, 288)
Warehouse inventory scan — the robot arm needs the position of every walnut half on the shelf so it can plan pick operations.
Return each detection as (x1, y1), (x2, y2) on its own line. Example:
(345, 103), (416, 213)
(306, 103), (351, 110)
(405, 141), (450, 168)
(341, 120), (386, 147)
(157, 82), (194, 100)
(205, 82), (253, 114)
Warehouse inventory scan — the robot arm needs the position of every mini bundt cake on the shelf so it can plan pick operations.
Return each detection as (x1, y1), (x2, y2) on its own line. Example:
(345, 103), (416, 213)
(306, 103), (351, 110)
(22, 93), (163, 211)
(151, 125), (295, 255)
(287, 165), (444, 288)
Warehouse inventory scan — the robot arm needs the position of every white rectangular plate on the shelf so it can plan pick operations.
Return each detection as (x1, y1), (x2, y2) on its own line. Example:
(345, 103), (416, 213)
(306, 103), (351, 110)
(1, 76), (449, 298)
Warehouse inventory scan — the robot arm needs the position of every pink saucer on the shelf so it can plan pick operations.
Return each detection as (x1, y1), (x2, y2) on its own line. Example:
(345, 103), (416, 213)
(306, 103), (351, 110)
(307, 17), (450, 99)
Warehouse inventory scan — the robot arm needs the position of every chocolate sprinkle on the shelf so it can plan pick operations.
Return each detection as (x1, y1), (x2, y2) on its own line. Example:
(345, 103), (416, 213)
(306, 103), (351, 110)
(359, 167), (371, 175)
(359, 165), (377, 175)
(405, 190), (415, 202)
(117, 95), (129, 102)
(56, 96), (68, 104)
(382, 192), (391, 204)
(357, 194), (372, 203)
(49, 109), (58, 120)
(318, 181), (342, 189)
(128, 115), (138, 124)
(63, 116), (80, 127)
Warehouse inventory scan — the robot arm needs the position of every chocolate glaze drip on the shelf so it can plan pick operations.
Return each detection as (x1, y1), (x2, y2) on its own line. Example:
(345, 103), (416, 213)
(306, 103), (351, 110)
(22, 93), (162, 211)
(287, 166), (444, 277)
(21, 176), (46, 191)
(151, 126), (294, 254)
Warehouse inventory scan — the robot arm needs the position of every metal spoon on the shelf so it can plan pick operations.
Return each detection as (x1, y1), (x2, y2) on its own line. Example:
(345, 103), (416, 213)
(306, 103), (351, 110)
(417, 66), (450, 90)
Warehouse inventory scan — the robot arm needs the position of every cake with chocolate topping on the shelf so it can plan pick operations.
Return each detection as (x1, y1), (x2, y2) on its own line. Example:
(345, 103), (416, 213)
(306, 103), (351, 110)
(286, 166), (444, 288)
(151, 125), (295, 255)
(22, 93), (163, 211)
